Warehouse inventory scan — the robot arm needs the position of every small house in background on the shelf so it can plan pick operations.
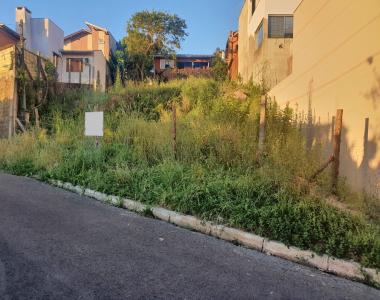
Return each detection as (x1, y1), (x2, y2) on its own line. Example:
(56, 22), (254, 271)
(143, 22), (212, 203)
(225, 31), (238, 81)
(16, 6), (64, 66)
(59, 50), (106, 91)
(63, 22), (117, 89)
(64, 22), (116, 61)
(154, 54), (214, 73)
(0, 24), (21, 48)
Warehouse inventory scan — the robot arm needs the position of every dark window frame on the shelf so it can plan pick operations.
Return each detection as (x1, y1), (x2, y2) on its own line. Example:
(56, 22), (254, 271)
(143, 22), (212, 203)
(66, 58), (83, 72)
(255, 20), (264, 49)
(251, 0), (256, 15)
(268, 15), (294, 38)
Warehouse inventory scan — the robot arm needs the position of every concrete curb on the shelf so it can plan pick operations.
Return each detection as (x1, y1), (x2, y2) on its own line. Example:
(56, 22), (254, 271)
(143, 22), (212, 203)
(49, 179), (380, 286)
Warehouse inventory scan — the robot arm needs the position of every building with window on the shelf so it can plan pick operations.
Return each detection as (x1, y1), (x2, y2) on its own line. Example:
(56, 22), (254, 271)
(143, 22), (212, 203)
(154, 54), (213, 74)
(238, 0), (301, 87)
(269, 0), (380, 194)
(63, 22), (116, 88)
(64, 22), (116, 61)
(59, 50), (107, 91)
(15, 6), (64, 63)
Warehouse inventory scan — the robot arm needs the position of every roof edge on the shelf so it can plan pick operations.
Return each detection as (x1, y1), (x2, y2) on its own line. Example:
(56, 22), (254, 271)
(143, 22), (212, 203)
(85, 21), (108, 34)
(64, 29), (91, 41)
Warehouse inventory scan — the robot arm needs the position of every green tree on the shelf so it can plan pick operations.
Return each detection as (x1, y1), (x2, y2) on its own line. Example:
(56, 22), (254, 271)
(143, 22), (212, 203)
(114, 67), (123, 90)
(124, 11), (188, 81)
(211, 49), (228, 82)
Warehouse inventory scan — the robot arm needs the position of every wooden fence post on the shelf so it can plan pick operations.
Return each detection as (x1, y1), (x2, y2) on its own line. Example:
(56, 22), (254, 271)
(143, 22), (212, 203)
(34, 107), (40, 129)
(172, 102), (177, 160)
(258, 95), (267, 153)
(332, 109), (343, 194)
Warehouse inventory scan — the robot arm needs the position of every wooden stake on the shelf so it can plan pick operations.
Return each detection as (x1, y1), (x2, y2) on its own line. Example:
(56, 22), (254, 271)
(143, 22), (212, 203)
(258, 95), (267, 153)
(34, 107), (40, 129)
(332, 109), (343, 194)
(79, 59), (82, 85)
(331, 116), (335, 142)
(310, 155), (334, 181)
(16, 118), (26, 133)
(68, 58), (71, 87)
(172, 102), (177, 160)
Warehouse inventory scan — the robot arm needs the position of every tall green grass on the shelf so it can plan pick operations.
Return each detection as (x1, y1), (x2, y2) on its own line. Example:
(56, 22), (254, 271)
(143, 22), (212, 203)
(0, 78), (379, 269)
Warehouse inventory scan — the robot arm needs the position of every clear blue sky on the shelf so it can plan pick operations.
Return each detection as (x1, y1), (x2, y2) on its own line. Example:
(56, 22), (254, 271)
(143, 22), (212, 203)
(0, 0), (243, 54)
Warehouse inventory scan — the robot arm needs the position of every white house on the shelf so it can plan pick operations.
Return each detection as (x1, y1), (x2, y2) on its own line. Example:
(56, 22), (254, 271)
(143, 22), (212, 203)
(16, 6), (64, 64)
(59, 50), (107, 91)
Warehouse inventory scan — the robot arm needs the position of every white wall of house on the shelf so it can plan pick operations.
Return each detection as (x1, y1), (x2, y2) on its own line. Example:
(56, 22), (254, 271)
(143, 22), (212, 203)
(16, 7), (64, 60)
(59, 51), (106, 91)
(16, 7), (32, 50)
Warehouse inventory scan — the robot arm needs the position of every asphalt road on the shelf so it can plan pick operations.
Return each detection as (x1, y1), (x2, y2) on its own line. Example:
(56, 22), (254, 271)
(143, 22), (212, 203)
(0, 173), (379, 300)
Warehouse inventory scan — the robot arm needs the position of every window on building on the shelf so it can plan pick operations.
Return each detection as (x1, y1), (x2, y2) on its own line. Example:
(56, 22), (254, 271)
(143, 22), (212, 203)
(177, 61), (193, 69)
(160, 59), (174, 69)
(66, 58), (83, 72)
(255, 21), (264, 49)
(268, 16), (293, 38)
(193, 62), (209, 69)
(251, 0), (256, 15)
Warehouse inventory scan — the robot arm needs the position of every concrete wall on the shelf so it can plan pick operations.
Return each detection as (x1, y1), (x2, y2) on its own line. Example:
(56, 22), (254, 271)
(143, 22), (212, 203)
(0, 46), (16, 139)
(93, 51), (106, 91)
(59, 51), (106, 91)
(16, 7), (32, 50)
(16, 7), (64, 60)
(269, 0), (380, 195)
(238, 0), (301, 87)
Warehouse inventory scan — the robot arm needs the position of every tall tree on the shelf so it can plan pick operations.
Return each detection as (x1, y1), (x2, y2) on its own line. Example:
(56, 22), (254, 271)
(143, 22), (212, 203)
(124, 11), (188, 81)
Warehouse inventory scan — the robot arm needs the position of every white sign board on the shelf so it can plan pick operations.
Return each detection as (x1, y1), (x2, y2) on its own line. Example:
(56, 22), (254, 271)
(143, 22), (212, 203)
(85, 112), (104, 137)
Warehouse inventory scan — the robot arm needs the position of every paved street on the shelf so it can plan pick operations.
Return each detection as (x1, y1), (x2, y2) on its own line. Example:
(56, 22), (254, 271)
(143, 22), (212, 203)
(0, 172), (379, 299)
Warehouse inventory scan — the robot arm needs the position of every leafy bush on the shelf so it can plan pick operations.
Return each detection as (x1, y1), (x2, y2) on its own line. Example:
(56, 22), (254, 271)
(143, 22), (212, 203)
(107, 85), (181, 120)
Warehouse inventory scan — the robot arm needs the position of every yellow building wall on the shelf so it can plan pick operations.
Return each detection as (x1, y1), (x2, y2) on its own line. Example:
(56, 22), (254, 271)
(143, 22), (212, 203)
(0, 46), (16, 139)
(238, 0), (300, 87)
(238, 0), (250, 82)
(270, 0), (380, 195)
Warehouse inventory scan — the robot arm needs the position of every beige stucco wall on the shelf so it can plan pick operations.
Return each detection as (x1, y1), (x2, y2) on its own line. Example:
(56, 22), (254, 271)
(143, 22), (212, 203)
(238, 0), (301, 87)
(64, 28), (112, 61)
(64, 34), (91, 52)
(238, 0), (249, 82)
(270, 0), (380, 195)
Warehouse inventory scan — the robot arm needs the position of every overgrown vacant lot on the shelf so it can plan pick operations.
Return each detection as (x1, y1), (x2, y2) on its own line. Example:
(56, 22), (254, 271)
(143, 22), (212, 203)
(0, 78), (379, 269)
